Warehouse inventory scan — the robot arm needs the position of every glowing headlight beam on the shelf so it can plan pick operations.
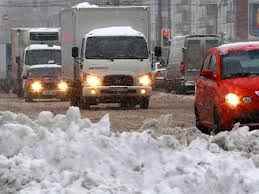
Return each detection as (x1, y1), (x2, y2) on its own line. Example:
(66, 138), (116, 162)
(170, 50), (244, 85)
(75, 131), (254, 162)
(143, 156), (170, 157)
(31, 81), (42, 92)
(58, 82), (68, 91)
(87, 76), (100, 87)
(139, 75), (151, 86)
(225, 93), (240, 107)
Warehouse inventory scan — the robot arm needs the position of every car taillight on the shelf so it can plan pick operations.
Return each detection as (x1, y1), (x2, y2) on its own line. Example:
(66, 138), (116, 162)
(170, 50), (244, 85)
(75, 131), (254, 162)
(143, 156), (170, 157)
(180, 62), (185, 76)
(155, 71), (161, 77)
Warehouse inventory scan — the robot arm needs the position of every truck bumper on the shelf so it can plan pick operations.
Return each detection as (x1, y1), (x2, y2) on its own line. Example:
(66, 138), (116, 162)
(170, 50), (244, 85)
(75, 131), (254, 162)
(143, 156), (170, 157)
(82, 86), (151, 103)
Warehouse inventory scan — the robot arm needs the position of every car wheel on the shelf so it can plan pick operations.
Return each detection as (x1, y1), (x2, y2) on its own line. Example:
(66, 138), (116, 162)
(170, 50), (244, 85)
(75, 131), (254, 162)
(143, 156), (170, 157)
(70, 96), (79, 107)
(195, 107), (209, 134)
(212, 109), (223, 135)
(25, 95), (33, 102)
(175, 85), (185, 94)
(140, 98), (149, 109)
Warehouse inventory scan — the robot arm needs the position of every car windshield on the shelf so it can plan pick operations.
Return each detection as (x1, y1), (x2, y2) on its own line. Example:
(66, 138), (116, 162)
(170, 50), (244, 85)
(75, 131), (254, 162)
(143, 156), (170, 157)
(25, 49), (61, 66)
(28, 67), (62, 78)
(85, 36), (149, 59)
(222, 50), (259, 79)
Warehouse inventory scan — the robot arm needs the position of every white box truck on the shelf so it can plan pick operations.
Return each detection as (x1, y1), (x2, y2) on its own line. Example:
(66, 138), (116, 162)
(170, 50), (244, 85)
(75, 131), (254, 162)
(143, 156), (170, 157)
(61, 6), (156, 109)
(11, 28), (62, 97)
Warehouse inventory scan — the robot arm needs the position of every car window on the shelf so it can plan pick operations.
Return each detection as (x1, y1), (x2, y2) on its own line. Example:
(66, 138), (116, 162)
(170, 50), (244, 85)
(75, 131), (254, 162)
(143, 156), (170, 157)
(201, 54), (211, 70)
(210, 54), (217, 74)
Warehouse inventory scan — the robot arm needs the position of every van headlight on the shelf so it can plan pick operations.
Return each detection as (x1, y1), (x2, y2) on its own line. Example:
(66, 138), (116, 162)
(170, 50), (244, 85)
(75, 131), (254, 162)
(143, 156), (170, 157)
(31, 81), (42, 92)
(87, 76), (101, 87)
(58, 82), (68, 91)
(139, 74), (152, 86)
(225, 93), (240, 107)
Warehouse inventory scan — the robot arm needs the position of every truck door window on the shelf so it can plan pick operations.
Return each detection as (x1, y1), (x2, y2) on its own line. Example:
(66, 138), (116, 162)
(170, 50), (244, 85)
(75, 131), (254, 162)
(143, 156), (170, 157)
(80, 38), (85, 61)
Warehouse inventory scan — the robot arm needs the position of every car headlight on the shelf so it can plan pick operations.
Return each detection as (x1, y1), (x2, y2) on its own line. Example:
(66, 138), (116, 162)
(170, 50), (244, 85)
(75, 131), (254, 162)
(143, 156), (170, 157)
(225, 93), (240, 107)
(87, 76), (101, 87)
(31, 81), (42, 92)
(139, 74), (152, 86)
(58, 82), (68, 91)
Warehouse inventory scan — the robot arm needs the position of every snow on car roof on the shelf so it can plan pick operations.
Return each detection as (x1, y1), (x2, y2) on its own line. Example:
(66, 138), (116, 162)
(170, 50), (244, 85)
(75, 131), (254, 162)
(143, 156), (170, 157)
(218, 41), (259, 53)
(28, 64), (62, 69)
(72, 2), (98, 8)
(25, 44), (61, 50)
(85, 26), (145, 38)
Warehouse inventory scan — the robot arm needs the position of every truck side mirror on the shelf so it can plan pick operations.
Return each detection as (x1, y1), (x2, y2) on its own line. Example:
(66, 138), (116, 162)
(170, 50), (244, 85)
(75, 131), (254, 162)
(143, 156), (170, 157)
(182, 47), (187, 53)
(154, 46), (161, 57)
(72, 47), (79, 58)
(16, 56), (21, 64)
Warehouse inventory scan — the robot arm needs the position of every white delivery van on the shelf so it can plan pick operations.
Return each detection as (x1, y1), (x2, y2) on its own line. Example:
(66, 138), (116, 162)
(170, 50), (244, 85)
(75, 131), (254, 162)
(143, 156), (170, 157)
(61, 6), (153, 109)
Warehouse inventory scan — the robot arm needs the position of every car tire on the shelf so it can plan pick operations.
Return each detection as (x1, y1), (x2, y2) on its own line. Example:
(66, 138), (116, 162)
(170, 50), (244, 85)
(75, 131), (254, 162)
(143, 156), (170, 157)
(212, 109), (223, 135)
(195, 107), (209, 134)
(70, 96), (79, 107)
(140, 98), (149, 109)
(175, 85), (185, 95)
(25, 95), (33, 102)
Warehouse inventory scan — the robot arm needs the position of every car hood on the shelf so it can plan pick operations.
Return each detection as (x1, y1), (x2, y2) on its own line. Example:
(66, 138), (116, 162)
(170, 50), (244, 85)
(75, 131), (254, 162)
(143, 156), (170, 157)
(221, 76), (259, 95)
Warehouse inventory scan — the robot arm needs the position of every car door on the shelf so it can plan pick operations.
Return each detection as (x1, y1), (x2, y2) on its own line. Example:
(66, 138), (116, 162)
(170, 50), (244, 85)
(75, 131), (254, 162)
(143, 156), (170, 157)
(195, 53), (211, 124)
(204, 53), (218, 125)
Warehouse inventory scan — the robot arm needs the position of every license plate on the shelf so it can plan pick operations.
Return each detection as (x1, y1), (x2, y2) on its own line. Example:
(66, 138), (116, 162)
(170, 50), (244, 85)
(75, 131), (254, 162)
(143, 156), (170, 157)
(109, 87), (128, 92)
(43, 90), (56, 95)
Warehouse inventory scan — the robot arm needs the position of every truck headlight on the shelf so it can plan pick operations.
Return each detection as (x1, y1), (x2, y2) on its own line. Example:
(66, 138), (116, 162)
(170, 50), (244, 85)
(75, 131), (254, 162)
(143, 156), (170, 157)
(139, 74), (152, 86)
(87, 76), (101, 87)
(225, 93), (240, 107)
(58, 82), (68, 91)
(31, 81), (42, 92)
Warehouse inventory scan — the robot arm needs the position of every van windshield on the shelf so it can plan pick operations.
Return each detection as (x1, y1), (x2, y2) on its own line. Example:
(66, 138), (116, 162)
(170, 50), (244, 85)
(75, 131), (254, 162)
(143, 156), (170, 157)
(222, 50), (259, 79)
(85, 36), (149, 59)
(25, 49), (61, 66)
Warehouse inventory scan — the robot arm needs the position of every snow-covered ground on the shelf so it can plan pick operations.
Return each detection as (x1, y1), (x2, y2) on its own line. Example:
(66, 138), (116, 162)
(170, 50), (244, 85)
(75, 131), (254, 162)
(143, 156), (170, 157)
(0, 107), (259, 194)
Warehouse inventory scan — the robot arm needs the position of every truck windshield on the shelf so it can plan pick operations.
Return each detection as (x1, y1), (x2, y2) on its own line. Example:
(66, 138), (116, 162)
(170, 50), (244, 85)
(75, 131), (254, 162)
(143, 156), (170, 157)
(85, 36), (148, 59)
(25, 49), (61, 66)
(222, 50), (259, 79)
(28, 67), (62, 78)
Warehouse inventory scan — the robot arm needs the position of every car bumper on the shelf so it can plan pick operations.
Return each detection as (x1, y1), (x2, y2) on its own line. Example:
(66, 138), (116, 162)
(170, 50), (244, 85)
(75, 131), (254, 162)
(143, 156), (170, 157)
(29, 90), (69, 98)
(82, 86), (151, 101)
(220, 106), (259, 129)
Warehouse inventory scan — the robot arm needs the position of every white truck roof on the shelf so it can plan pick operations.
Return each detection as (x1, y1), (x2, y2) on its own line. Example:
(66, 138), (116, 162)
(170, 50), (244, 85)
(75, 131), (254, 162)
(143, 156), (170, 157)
(72, 2), (98, 8)
(25, 44), (61, 51)
(29, 64), (62, 69)
(85, 26), (145, 38)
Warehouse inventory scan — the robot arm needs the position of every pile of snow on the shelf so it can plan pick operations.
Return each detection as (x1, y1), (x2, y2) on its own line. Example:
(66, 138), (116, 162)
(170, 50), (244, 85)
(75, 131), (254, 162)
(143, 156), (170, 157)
(1, 108), (259, 193)
(73, 2), (98, 8)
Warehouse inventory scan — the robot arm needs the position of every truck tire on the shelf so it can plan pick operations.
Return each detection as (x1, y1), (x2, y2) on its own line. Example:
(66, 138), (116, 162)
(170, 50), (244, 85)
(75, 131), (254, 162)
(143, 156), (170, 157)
(165, 81), (172, 93)
(140, 98), (149, 109)
(175, 85), (185, 94)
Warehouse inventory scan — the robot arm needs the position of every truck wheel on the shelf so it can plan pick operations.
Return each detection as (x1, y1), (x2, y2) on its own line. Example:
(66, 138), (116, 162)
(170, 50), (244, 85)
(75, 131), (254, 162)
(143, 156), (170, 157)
(166, 81), (172, 93)
(140, 98), (149, 109)
(195, 107), (209, 134)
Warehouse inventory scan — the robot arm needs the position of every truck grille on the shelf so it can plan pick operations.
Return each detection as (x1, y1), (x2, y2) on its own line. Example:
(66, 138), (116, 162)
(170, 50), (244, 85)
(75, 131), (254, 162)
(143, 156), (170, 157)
(44, 82), (57, 90)
(103, 75), (134, 86)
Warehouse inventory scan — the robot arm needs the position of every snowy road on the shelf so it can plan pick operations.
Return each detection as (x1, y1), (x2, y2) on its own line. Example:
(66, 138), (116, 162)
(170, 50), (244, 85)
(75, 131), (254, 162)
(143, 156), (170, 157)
(0, 92), (195, 131)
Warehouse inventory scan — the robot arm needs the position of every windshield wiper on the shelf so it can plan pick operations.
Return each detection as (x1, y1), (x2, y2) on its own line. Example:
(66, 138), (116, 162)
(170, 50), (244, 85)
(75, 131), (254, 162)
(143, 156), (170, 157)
(225, 72), (259, 78)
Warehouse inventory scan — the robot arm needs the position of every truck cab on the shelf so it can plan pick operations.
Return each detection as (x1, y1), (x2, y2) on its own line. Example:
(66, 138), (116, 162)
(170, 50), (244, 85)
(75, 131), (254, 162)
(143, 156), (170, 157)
(71, 26), (152, 109)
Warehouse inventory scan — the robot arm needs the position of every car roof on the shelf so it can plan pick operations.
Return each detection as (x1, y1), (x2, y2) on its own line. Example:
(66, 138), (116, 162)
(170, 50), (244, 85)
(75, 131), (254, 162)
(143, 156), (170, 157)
(217, 41), (259, 53)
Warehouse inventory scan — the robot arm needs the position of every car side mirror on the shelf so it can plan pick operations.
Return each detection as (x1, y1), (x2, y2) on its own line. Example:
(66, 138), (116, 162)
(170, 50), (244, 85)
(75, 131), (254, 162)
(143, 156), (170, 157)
(200, 69), (214, 79)
(16, 56), (21, 64)
(72, 47), (79, 58)
(154, 46), (161, 57)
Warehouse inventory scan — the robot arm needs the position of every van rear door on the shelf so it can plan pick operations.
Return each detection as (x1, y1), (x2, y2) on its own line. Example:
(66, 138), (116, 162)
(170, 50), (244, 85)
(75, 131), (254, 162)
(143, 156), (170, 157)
(184, 38), (203, 82)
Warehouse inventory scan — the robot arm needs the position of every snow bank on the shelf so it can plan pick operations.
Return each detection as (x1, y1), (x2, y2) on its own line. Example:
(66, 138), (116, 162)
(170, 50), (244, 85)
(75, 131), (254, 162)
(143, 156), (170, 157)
(1, 108), (259, 193)
(73, 2), (98, 8)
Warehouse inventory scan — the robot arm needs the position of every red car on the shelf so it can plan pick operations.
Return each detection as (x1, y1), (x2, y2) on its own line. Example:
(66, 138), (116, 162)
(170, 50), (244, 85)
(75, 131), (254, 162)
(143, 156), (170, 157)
(195, 42), (259, 134)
